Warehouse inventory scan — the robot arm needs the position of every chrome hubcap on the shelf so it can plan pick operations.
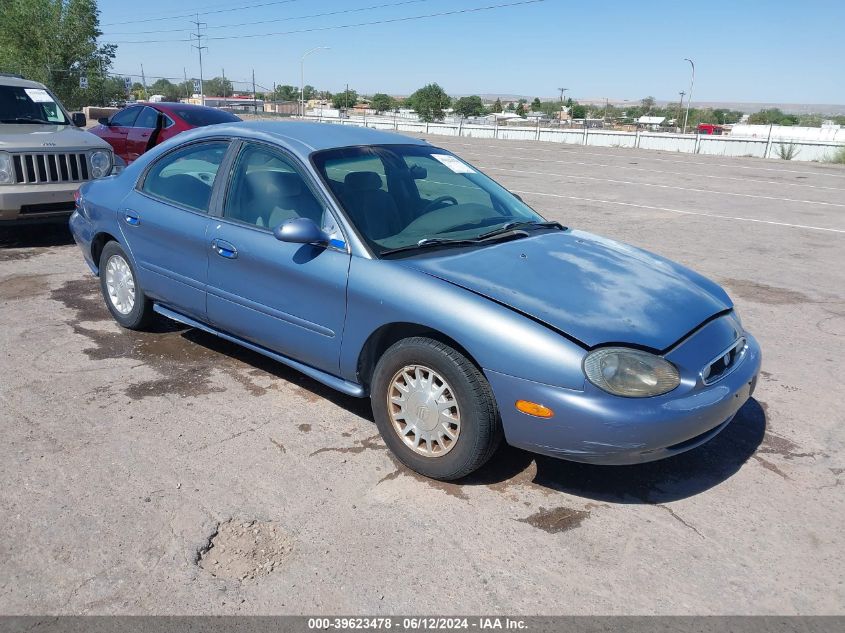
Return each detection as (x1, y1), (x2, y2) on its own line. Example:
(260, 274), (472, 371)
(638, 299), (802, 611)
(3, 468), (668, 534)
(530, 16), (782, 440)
(387, 365), (461, 457)
(104, 254), (135, 315)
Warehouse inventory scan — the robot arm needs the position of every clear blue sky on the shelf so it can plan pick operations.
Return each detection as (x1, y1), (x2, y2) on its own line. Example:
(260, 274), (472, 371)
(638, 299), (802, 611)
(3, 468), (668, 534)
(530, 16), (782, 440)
(98, 0), (844, 104)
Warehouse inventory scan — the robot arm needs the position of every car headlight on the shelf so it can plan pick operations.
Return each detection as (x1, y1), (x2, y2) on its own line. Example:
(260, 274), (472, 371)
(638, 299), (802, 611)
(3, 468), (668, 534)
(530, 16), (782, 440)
(90, 150), (113, 179)
(0, 152), (13, 185)
(583, 347), (680, 397)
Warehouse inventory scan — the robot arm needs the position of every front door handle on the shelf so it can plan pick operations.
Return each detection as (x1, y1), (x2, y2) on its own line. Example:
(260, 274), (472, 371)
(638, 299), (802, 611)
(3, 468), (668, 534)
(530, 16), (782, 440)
(212, 238), (238, 259)
(123, 210), (140, 226)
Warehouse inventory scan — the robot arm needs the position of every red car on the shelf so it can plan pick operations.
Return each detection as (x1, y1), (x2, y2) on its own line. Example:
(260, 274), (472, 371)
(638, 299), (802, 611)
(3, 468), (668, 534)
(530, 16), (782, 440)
(89, 102), (241, 164)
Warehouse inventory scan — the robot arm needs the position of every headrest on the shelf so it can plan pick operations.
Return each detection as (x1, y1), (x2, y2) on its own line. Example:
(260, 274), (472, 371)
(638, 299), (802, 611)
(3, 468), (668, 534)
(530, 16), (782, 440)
(344, 171), (382, 192)
(244, 170), (303, 198)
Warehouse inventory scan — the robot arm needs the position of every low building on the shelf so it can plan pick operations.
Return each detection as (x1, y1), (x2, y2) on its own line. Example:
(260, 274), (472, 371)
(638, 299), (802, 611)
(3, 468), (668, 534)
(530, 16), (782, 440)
(637, 116), (666, 130)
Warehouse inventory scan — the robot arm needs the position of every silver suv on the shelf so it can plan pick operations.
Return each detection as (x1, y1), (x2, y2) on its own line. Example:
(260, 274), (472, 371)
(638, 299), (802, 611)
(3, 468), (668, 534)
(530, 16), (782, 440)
(0, 74), (114, 226)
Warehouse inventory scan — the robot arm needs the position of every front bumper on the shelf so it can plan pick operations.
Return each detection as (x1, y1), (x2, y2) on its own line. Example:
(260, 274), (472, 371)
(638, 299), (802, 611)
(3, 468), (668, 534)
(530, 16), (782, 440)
(0, 182), (81, 224)
(486, 329), (761, 465)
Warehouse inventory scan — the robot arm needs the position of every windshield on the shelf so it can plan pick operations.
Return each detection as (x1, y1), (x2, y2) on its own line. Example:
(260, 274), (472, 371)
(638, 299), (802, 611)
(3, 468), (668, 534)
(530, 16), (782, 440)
(0, 85), (69, 124)
(312, 144), (545, 255)
(170, 106), (241, 127)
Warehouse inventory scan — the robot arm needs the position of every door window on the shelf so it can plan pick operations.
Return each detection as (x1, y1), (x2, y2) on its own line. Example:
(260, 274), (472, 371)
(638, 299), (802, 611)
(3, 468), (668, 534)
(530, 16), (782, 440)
(141, 141), (229, 212)
(224, 144), (324, 229)
(111, 106), (141, 127)
(134, 106), (159, 129)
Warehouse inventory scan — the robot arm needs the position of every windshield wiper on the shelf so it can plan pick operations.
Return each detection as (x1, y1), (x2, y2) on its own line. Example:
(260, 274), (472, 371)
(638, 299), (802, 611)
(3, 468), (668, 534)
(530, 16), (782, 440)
(0, 117), (53, 124)
(477, 220), (564, 240)
(379, 237), (480, 257)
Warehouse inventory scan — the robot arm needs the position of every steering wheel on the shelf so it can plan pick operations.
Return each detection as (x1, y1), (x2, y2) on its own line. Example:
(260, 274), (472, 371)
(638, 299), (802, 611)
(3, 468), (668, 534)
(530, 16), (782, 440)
(421, 195), (459, 213)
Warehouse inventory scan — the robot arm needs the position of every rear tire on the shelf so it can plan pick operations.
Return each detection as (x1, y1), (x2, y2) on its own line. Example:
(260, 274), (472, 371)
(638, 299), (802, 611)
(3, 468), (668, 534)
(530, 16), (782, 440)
(99, 241), (154, 330)
(370, 337), (501, 481)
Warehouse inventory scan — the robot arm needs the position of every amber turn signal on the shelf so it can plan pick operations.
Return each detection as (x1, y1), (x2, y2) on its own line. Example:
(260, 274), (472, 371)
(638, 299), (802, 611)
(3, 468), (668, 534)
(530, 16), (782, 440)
(515, 400), (554, 418)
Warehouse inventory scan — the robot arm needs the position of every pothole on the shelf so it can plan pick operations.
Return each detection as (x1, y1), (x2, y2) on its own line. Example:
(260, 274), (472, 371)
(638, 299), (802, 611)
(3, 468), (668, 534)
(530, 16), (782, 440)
(198, 520), (292, 582)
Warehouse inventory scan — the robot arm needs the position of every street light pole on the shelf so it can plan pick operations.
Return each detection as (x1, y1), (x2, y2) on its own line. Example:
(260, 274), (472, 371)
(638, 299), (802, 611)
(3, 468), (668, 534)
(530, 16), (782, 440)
(682, 58), (695, 134)
(557, 87), (568, 126)
(300, 46), (329, 118)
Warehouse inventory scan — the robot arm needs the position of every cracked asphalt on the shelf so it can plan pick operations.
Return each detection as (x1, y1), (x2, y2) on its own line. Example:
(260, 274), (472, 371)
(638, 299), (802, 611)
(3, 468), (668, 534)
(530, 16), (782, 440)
(1, 133), (843, 614)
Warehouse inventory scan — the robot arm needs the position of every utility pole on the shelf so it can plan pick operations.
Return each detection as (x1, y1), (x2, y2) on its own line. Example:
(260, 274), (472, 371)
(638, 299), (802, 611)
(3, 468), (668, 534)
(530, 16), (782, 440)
(222, 68), (226, 99)
(300, 46), (329, 118)
(677, 91), (685, 131)
(345, 82), (349, 116)
(557, 87), (568, 125)
(682, 58), (695, 134)
(252, 69), (257, 116)
(190, 15), (207, 106)
(183, 68), (189, 99)
(140, 64), (147, 100)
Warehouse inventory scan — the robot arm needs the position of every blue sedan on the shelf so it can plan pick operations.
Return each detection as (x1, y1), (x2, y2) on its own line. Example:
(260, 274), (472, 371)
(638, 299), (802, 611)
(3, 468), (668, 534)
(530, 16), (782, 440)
(69, 122), (761, 480)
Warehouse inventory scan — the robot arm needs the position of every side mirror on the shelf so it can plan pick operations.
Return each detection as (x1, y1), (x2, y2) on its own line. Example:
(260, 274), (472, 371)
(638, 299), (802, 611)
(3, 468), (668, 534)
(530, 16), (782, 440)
(98, 117), (110, 126)
(273, 217), (329, 246)
(71, 112), (87, 127)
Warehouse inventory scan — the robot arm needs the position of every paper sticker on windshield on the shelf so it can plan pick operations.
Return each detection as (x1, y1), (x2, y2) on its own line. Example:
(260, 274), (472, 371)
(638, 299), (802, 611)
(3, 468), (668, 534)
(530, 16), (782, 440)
(24, 88), (55, 103)
(432, 154), (475, 174)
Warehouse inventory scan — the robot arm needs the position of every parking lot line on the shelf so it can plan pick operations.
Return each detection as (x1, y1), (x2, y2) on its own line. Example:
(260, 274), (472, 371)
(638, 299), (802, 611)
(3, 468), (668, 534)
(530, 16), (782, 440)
(455, 149), (845, 192)
(511, 188), (845, 234)
(445, 140), (845, 179)
(478, 165), (845, 209)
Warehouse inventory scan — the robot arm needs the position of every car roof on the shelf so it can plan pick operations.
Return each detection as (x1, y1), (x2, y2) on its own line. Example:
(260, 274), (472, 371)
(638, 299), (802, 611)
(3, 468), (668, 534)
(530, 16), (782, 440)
(148, 102), (223, 114)
(183, 120), (431, 159)
(0, 75), (48, 90)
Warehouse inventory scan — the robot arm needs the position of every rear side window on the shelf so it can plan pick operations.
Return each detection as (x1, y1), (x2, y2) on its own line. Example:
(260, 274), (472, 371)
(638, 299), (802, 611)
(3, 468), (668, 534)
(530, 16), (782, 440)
(170, 107), (240, 127)
(141, 141), (229, 212)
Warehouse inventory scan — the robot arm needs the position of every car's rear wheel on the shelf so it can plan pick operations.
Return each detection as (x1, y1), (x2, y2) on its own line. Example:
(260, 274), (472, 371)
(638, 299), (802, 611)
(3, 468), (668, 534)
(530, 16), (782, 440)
(99, 241), (153, 330)
(371, 337), (501, 480)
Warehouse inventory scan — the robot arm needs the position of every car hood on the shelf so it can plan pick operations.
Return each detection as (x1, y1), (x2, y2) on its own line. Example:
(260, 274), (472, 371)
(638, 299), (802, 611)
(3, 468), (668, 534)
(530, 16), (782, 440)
(398, 229), (732, 350)
(0, 124), (111, 151)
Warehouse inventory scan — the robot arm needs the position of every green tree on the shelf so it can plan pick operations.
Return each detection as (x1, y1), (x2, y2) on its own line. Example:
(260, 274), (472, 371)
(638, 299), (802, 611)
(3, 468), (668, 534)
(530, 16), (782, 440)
(332, 88), (358, 110)
(202, 76), (233, 98)
(130, 81), (146, 101)
(150, 78), (181, 101)
(516, 102), (526, 117)
(640, 96), (656, 112)
(453, 95), (484, 118)
(274, 84), (298, 101)
(531, 97), (542, 111)
(406, 83), (449, 122)
(748, 108), (799, 126)
(571, 104), (587, 119)
(370, 93), (395, 113)
(0, 0), (117, 109)
(491, 98), (503, 113)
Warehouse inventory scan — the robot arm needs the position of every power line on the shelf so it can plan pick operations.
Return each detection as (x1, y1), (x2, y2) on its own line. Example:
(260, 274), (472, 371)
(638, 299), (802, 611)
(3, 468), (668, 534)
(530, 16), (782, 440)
(102, 0), (431, 36)
(101, 0), (304, 27)
(103, 0), (546, 44)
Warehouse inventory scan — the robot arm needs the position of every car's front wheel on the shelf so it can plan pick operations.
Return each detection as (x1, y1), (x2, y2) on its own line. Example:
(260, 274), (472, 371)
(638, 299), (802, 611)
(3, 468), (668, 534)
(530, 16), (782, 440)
(99, 241), (153, 330)
(370, 337), (502, 481)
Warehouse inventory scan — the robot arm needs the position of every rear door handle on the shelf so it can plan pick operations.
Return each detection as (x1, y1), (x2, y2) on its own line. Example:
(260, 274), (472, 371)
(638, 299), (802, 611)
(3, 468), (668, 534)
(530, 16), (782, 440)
(212, 238), (238, 259)
(123, 210), (140, 226)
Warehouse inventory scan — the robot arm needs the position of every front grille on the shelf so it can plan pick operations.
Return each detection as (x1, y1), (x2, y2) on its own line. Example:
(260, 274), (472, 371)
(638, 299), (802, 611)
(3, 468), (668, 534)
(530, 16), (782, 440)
(701, 337), (747, 385)
(11, 152), (90, 184)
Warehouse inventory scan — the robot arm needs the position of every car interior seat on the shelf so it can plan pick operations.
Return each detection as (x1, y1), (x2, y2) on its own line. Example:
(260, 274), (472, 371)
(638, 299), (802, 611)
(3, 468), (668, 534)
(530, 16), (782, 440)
(342, 171), (402, 240)
(237, 170), (323, 229)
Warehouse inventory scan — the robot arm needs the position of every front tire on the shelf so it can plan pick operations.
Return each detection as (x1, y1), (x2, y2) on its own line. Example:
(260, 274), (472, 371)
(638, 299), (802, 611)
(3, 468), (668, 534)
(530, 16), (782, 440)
(99, 241), (153, 330)
(371, 337), (501, 481)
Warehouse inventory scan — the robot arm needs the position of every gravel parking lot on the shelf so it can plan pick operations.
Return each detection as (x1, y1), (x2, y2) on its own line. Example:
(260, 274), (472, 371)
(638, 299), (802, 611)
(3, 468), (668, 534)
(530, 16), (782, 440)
(1, 133), (843, 615)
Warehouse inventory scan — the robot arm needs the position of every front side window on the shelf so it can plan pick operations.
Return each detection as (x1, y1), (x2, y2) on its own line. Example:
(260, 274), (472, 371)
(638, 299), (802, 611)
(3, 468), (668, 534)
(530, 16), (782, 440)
(224, 143), (325, 229)
(312, 144), (544, 254)
(141, 141), (229, 212)
(0, 85), (69, 124)
(111, 106), (141, 127)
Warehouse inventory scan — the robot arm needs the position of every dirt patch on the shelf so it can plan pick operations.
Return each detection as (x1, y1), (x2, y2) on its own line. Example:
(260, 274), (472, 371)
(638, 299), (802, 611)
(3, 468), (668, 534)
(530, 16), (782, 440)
(0, 273), (54, 301)
(517, 506), (590, 533)
(298, 424), (312, 433)
(720, 278), (812, 305)
(0, 248), (39, 262)
(758, 430), (823, 461)
(377, 457), (470, 501)
(50, 278), (271, 400)
(310, 433), (384, 456)
(197, 520), (292, 582)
